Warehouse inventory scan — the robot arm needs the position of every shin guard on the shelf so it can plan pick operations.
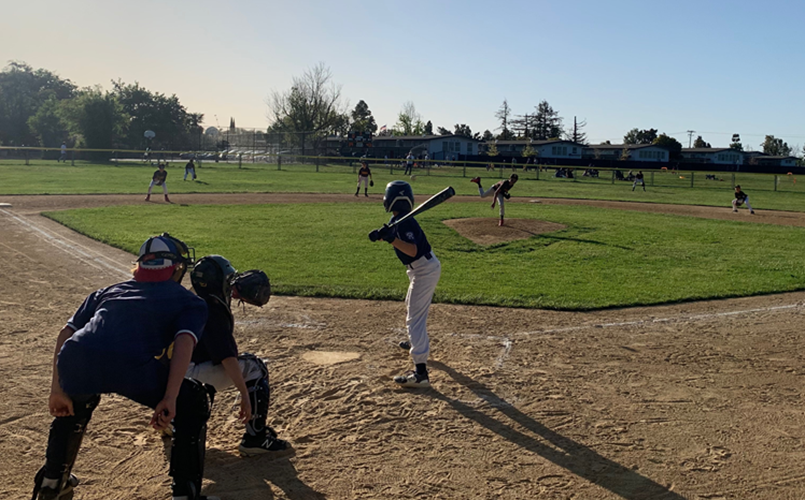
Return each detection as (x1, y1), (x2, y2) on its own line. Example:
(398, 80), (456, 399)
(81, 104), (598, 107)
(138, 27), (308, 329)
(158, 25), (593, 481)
(170, 379), (212, 498)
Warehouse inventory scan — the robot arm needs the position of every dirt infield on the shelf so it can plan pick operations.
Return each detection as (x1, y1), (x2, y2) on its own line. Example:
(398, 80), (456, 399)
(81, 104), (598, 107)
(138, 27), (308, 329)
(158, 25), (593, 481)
(3, 194), (805, 499)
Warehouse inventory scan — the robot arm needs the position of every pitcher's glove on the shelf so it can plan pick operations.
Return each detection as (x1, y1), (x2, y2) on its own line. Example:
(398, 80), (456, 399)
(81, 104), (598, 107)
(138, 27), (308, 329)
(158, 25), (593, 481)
(503, 192), (511, 199)
(231, 270), (271, 306)
(370, 180), (374, 187)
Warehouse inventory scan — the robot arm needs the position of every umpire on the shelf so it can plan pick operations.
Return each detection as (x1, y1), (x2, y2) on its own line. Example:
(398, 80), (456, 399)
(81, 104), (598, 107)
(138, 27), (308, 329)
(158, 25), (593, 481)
(31, 234), (217, 500)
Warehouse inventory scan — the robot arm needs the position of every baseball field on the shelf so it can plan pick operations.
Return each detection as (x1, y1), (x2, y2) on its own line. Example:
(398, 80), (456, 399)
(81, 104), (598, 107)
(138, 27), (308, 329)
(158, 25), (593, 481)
(3, 160), (805, 499)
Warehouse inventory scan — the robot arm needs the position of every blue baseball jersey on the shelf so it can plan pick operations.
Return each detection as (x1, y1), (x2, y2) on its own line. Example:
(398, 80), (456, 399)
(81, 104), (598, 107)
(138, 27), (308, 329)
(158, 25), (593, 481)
(58, 279), (207, 396)
(389, 214), (431, 266)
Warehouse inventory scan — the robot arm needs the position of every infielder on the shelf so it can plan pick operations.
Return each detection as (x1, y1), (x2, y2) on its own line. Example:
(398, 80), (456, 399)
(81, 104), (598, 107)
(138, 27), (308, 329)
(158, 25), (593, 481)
(732, 185), (755, 214)
(31, 234), (216, 500)
(187, 255), (289, 455)
(471, 173), (518, 226)
(370, 181), (441, 388)
(184, 159), (197, 181)
(146, 162), (170, 202)
(355, 161), (373, 197)
(632, 171), (646, 191)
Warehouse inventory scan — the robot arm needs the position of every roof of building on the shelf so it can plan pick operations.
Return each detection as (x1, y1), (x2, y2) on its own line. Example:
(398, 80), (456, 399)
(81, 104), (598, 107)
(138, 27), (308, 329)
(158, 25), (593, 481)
(373, 134), (481, 142)
(485, 139), (583, 146)
(586, 143), (669, 151)
(681, 148), (738, 153)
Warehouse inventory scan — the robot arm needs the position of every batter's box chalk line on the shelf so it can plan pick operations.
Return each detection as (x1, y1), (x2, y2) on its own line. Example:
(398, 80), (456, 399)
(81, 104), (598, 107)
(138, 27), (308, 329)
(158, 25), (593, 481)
(1, 209), (131, 279)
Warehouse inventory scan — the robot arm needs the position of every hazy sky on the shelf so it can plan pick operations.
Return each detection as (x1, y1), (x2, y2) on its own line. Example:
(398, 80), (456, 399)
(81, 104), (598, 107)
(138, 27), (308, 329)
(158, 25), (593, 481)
(3, 0), (803, 150)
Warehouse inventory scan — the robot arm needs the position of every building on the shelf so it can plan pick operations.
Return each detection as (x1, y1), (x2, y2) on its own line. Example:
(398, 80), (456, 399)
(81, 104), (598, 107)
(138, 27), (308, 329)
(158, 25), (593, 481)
(680, 148), (743, 165)
(752, 155), (799, 168)
(583, 144), (670, 162)
(481, 139), (585, 159)
(371, 134), (482, 160)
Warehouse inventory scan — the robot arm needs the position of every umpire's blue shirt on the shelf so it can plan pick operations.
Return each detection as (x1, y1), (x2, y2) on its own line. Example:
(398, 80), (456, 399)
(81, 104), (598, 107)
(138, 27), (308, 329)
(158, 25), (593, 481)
(58, 279), (207, 398)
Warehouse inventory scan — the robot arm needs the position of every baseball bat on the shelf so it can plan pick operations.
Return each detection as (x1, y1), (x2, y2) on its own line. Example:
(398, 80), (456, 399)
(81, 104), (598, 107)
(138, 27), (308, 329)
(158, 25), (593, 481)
(369, 186), (455, 241)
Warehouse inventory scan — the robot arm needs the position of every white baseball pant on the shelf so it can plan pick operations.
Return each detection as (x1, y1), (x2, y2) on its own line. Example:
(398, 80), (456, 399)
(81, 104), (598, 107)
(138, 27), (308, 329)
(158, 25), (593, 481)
(479, 185), (505, 218)
(404, 253), (441, 365)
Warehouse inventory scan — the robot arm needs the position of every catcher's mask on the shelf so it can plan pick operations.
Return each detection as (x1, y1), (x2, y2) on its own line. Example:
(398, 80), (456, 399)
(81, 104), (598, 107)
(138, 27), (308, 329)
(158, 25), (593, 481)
(191, 255), (237, 303)
(383, 180), (414, 213)
(136, 233), (193, 282)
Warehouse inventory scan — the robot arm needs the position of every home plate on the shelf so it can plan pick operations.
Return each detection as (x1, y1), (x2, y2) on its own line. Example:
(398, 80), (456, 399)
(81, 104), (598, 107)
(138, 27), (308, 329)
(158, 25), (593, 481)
(0, 203), (12, 208)
(302, 351), (361, 366)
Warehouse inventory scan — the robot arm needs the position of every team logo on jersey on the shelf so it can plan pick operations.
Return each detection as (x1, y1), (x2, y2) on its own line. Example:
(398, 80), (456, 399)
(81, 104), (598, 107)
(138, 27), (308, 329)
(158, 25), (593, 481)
(406, 231), (415, 240)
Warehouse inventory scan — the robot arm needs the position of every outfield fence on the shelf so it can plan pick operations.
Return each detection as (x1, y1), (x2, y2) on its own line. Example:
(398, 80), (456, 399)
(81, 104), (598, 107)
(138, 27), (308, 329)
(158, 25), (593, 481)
(2, 146), (804, 195)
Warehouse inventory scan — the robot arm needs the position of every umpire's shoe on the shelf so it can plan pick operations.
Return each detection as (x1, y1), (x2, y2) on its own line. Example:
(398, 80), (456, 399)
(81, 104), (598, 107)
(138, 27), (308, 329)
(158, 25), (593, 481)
(239, 430), (289, 456)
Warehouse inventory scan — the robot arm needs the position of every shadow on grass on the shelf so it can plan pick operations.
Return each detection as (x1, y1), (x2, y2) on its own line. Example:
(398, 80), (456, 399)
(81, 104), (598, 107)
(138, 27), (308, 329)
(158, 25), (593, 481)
(425, 360), (684, 500)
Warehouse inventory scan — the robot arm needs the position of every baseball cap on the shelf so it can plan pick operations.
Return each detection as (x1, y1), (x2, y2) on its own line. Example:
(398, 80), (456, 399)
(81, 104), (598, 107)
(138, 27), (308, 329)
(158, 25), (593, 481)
(134, 235), (179, 282)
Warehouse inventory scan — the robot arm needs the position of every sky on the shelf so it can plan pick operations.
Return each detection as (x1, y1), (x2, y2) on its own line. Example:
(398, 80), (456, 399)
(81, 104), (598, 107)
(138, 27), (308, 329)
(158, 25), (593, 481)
(3, 0), (804, 151)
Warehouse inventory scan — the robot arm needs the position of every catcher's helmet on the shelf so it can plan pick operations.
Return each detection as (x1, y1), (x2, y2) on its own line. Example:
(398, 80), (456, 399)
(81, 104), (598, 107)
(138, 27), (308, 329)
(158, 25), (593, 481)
(191, 255), (237, 302)
(383, 180), (414, 213)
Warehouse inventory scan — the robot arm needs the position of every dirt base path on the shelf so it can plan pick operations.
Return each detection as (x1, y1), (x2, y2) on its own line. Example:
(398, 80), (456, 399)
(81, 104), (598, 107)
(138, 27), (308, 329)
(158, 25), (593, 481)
(3, 195), (805, 499)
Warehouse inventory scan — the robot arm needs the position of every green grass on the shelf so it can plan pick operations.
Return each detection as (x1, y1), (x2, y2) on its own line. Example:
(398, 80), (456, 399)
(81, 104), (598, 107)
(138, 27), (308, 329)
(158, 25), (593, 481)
(44, 203), (805, 310)
(3, 159), (805, 212)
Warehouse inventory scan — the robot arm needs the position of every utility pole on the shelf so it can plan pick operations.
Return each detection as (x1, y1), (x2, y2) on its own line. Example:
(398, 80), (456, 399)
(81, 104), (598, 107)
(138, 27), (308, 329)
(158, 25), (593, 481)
(686, 130), (696, 148)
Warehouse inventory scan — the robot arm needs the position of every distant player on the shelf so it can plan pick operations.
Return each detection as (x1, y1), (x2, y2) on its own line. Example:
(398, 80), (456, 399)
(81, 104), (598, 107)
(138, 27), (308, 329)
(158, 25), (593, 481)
(146, 162), (170, 202)
(184, 158), (197, 181)
(187, 256), (289, 455)
(59, 142), (67, 163)
(732, 185), (755, 214)
(632, 171), (646, 191)
(355, 161), (373, 197)
(471, 173), (518, 226)
(369, 181), (441, 388)
(404, 152), (414, 175)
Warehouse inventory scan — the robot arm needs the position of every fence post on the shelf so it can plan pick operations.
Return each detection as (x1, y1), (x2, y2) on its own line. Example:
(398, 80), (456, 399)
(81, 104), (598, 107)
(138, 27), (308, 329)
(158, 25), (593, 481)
(463, 164), (466, 177)
(536, 165), (540, 180)
(690, 171), (694, 188)
(731, 173), (735, 188)
(651, 171), (654, 186)
(316, 155), (319, 173)
(277, 155), (282, 171)
(238, 153), (242, 169)
(611, 169), (615, 184)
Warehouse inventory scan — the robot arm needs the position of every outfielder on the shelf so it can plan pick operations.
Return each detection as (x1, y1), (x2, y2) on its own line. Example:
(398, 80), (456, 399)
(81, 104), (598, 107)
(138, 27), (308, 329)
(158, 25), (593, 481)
(355, 161), (373, 197)
(371, 181), (441, 388)
(471, 173), (518, 226)
(31, 234), (216, 500)
(632, 171), (646, 191)
(732, 185), (755, 214)
(146, 162), (170, 202)
(187, 255), (289, 455)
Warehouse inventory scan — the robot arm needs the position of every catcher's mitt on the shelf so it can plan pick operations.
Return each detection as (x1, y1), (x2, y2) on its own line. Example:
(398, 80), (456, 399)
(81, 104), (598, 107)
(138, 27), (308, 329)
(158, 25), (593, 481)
(370, 180), (374, 187)
(231, 269), (271, 306)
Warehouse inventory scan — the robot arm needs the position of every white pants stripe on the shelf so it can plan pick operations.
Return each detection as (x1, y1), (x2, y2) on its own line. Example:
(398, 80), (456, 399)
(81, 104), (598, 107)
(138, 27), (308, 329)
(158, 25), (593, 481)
(405, 254), (441, 365)
(732, 197), (753, 211)
(479, 186), (505, 218)
(186, 355), (265, 392)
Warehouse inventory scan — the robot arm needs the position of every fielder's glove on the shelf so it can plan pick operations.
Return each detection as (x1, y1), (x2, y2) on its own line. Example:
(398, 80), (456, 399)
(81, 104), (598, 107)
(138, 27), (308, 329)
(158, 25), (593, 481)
(231, 269), (271, 306)
(370, 180), (374, 187)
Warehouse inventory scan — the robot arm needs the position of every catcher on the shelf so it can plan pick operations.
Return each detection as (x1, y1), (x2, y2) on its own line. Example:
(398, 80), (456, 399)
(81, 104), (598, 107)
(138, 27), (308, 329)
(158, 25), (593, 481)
(356, 161), (373, 197)
(145, 162), (170, 202)
(187, 256), (289, 455)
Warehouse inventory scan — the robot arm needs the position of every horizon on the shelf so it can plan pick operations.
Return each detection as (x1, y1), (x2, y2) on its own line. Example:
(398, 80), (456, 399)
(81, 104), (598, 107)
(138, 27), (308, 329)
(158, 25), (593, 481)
(2, 0), (803, 152)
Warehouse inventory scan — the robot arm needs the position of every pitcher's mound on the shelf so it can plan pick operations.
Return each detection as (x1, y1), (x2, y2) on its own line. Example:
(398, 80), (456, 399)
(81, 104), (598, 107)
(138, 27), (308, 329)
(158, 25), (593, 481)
(443, 218), (566, 245)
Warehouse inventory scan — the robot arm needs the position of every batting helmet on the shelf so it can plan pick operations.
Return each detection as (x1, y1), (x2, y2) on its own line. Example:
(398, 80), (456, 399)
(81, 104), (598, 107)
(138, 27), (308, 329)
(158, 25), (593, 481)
(383, 180), (414, 213)
(191, 255), (237, 303)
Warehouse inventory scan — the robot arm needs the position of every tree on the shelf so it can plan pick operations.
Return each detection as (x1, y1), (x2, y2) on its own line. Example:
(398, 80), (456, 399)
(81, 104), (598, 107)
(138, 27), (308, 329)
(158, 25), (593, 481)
(453, 123), (474, 138)
(761, 135), (792, 156)
(349, 100), (377, 135)
(567, 116), (587, 145)
(693, 135), (710, 148)
(532, 100), (563, 140)
(653, 133), (682, 158)
(424, 120), (433, 135)
(112, 80), (202, 150)
(486, 142), (499, 156)
(0, 61), (76, 145)
(522, 143), (536, 158)
(495, 99), (515, 140)
(730, 133), (743, 151)
(394, 101), (425, 136)
(620, 147), (631, 161)
(59, 87), (127, 151)
(27, 95), (68, 148)
(266, 63), (348, 153)
(623, 128), (658, 145)
(482, 129), (494, 141)
(437, 126), (451, 135)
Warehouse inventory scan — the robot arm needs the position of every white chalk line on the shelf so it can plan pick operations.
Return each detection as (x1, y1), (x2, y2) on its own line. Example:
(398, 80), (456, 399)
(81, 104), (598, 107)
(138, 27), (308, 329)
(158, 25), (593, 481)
(0, 209), (131, 279)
